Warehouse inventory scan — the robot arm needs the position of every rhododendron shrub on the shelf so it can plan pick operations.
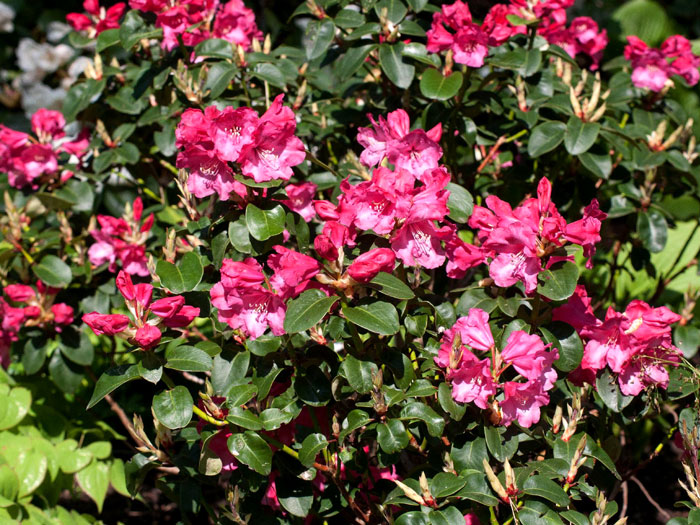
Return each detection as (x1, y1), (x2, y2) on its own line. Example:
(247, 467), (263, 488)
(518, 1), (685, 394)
(1, 0), (700, 523)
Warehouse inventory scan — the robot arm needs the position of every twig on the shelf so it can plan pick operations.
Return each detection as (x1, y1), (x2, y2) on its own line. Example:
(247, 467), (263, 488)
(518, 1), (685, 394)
(620, 480), (628, 519)
(630, 475), (672, 521)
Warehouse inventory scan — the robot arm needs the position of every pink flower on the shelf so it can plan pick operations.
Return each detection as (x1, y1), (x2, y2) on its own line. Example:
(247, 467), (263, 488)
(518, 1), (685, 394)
(82, 313), (130, 335)
(624, 34), (699, 91)
(51, 303), (75, 326)
(501, 331), (558, 388)
(179, 146), (240, 200)
(451, 354), (496, 409)
(31, 109), (66, 140)
(162, 305), (200, 328)
(209, 106), (258, 162)
(279, 182), (317, 222)
(347, 248), (396, 283)
(314, 235), (338, 261)
(212, 0), (263, 51)
(134, 324), (162, 350)
(456, 308), (495, 352)
(499, 381), (549, 428)
(238, 95), (306, 183)
(4, 284), (36, 303)
(445, 237), (485, 279)
(268, 246), (320, 300)
(151, 296), (186, 319)
(482, 4), (526, 46)
(426, 1), (490, 67)
(314, 200), (340, 220)
(210, 258), (286, 339)
(129, 0), (167, 12)
(552, 285), (600, 335)
(391, 220), (453, 269)
(67, 0), (125, 35)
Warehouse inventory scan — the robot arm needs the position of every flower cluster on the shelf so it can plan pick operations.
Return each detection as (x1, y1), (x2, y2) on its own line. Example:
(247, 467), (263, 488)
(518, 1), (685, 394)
(427, 0), (608, 69)
(0, 281), (74, 367)
(83, 271), (199, 350)
(0, 109), (88, 190)
(436, 308), (559, 427)
(175, 95), (306, 200)
(553, 286), (682, 396)
(211, 248), (320, 339)
(455, 177), (606, 293)
(624, 35), (700, 92)
(67, 0), (126, 36)
(129, 0), (261, 51)
(88, 197), (154, 277)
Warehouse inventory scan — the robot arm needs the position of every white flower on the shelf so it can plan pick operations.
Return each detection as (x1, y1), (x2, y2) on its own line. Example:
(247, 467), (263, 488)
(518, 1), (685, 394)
(47, 21), (72, 43)
(0, 2), (15, 33)
(16, 38), (73, 81)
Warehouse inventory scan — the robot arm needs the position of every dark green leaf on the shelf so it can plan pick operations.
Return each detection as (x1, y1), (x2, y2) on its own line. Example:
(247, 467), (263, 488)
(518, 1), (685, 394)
(305, 19), (336, 60)
(377, 419), (409, 453)
(596, 369), (633, 413)
(87, 365), (140, 409)
(343, 301), (400, 335)
(284, 289), (339, 333)
(637, 210), (667, 253)
(33, 255), (72, 288)
(564, 116), (600, 155)
(299, 433), (329, 467)
(152, 386), (193, 429)
(400, 402), (445, 437)
(420, 69), (463, 100)
(446, 182), (474, 223)
(528, 121), (567, 157)
(523, 475), (570, 506)
(379, 43), (415, 89)
(165, 346), (213, 372)
(226, 407), (262, 430)
(245, 204), (286, 241)
(537, 261), (579, 301)
(227, 431), (272, 475)
(340, 355), (378, 394)
(369, 272), (415, 300)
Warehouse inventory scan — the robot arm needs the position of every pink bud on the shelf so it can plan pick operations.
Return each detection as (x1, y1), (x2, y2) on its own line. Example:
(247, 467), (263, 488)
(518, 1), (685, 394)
(134, 283), (153, 308)
(51, 303), (74, 326)
(162, 305), (200, 328)
(150, 296), (185, 319)
(347, 248), (396, 283)
(314, 235), (339, 261)
(133, 197), (143, 222)
(4, 284), (36, 303)
(134, 324), (162, 350)
(23, 306), (41, 319)
(116, 270), (135, 301)
(313, 200), (340, 220)
(83, 312), (130, 335)
(141, 213), (154, 233)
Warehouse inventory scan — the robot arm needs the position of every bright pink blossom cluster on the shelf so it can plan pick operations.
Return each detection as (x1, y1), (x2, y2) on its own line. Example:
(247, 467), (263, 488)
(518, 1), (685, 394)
(624, 35), (700, 92)
(436, 308), (559, 427)
(0, 109), (88, 190)
(129, 0), (262, 51)
(453, 177), (606, 294)
(553, 286), (682, 396)
(88, 197), (153, 277)
(175, 95), (306, 200)
(67, 0), (126, 36)
(427, 0), (608, 69)
(83, 270), (199, 350)
(0, 281), (75, 367)
(210, 247), (321, 339)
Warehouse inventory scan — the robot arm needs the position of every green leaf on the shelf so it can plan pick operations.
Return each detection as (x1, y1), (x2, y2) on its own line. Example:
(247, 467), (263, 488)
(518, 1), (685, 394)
(396, 512), (429, 525)
(374, 0), (408, 23)
(335, 44), (376, 80)
(305, 19), (336, 60)
(430, 473), (466, 498)
(400, 402), (445, 437)
(152, 386), (194, 430)
(88, 365), (141, 409)
(56, 441), (92, 474)
(455, 472), (499, 506)
(0, 465), (18, 502)
(596, 369), (633, 413)
(420, 69), (463, 100)
(438, 382), (466, 421)
(343, 301), (400, 335)
(180, 252), (203, 290)
(379, 43), (415, 89)
(284, 289), (339, 333)
(252, 63), (286, 89)
(452, 438), (488, 471)
(119, 9), (162, 49)
(528, 121), (567, 157)
(277, 481), (314, 518)
(369, 272), (415, 300)
(537, 261), (579, 301)
(226, 407), (262, 430)
(245, 204), (286, 241)
(33, 255), (72, 288)
(637, 210), (668, 253)
(523, 475), (570, 507)
(227, 431), (273, 475)
(299, 433), (329, 467)
(335, 8), (365, 28)
(96, 28), (121, 51)
(194, 38), (234, 59)
(248, 336), (282, 356)
(339, 409), (371, 441)
(446, 182), (474, 223)
(0, 387), (31, 430)
(156, 260), (185, 294)
(204, 61), (237, 99)
(294, 367), (332, 406)
(377, 419), (409, 453)
(579, 151), (612, 179)
(484, 425), (505, 462)
(540, 323), (583, 373)
(76, 462), (110, 512)
(564, 116), (600, 155)
(227, 384), (258, 407)
(165, 346), (213, 372)
(260, 408), (294, 430)
(211, 350), (250, 395)
(429, 507), (468, 525)
(612, 0), (674, 47)
(59, 329), (95, 366)
(15, 450), (47, 498)
(49, 351), (84, 393)
(340, 355), (378, 394)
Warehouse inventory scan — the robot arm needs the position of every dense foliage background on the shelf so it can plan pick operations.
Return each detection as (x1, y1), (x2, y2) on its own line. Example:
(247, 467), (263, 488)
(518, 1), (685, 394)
(1, 0), (700, 524)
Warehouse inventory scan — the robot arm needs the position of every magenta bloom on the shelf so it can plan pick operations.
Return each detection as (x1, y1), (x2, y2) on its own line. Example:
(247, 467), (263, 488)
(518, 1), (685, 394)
(278, 182), (318, 222)
(500, 381), (549, 428)
(67, 0), (125, 36)
(501, 331), (558, 389)
(267, 246), (320, 300)
(348, 248), (396, 283)
(451, 354), (496, 409)
(212, 0), (263, 50)
(624, 35), (700, 91)
(426, 1), (490, 67)
(82, 313), (131, 336)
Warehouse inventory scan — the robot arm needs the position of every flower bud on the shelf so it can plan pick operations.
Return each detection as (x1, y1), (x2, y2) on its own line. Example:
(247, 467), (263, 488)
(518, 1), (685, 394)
(151, 296), (185, 319)
(83, 312), (130, 335)
(134, 324), (162, 350)
(4, 284), (36, 303)
(347, 248), (395, 283)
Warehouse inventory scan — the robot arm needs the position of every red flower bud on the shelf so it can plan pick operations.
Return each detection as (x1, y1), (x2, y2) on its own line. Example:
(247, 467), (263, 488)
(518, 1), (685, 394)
(83, 312), (130, 335)
(134, 324), (162, 350)
(347, 248), (396, 283)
